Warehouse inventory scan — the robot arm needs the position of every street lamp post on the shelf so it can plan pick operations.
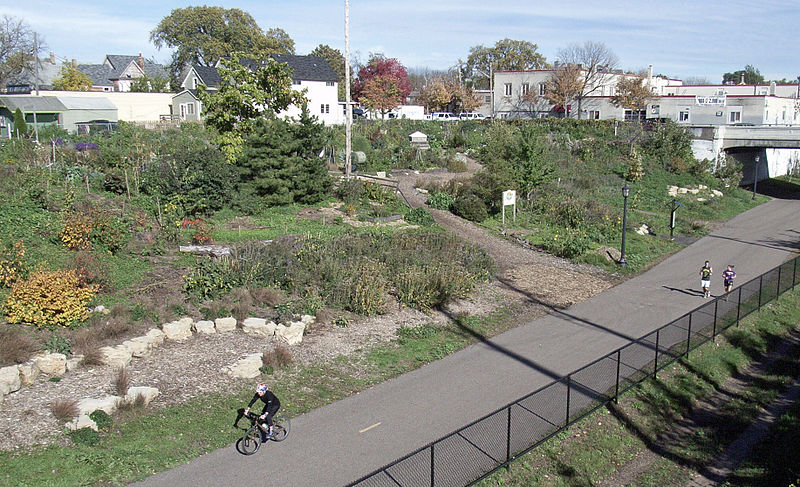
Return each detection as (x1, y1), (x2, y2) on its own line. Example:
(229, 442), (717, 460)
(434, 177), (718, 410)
(752, 155), (760, 200)
(620, 183), (630, 266)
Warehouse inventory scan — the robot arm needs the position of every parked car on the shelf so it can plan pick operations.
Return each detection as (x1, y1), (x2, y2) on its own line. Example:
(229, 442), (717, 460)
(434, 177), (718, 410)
(430, 112), (458, 122)
(459, 112), (485, 121)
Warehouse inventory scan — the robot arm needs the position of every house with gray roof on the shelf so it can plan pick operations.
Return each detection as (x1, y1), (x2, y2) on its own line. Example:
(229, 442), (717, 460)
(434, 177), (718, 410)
(0, 94), (117, 137)
(177, 54), (342, 124)
(4, 52), (63, 93)
(77, 54), (169, 92)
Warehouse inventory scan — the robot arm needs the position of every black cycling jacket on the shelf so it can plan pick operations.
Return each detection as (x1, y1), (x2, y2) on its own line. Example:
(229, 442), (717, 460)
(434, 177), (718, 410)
(247, 391), (280, 414)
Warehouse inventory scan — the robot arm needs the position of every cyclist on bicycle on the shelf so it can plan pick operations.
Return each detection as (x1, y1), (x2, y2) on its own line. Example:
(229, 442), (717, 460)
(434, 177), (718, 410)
(244, 383), (281, 439)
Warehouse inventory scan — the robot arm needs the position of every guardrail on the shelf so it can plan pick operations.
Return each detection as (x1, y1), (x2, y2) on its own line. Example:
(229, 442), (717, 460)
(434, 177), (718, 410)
(347, 255), (800, 487)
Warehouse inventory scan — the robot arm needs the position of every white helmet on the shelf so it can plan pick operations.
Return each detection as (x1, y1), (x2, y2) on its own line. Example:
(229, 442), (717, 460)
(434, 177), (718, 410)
(256, 383), (268, 394)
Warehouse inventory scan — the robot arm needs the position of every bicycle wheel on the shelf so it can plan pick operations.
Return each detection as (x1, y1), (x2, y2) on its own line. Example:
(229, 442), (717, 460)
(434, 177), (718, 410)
(237, 427), (261, 455)
(270, 414), (290, 442)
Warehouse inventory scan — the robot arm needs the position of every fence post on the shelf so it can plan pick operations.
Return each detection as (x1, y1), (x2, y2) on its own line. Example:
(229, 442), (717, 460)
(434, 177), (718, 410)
(614, 350), (621, 404)
(506, 406), (512, 469)
(430, 444), (435, 487)
(736, 287), (742, 326)
(757, 275), (763, 311)
(686, 314), (693, 355)
(712, 299), (718, 337)
(653, 330), (660, 379)
(565, 376), (571, 426)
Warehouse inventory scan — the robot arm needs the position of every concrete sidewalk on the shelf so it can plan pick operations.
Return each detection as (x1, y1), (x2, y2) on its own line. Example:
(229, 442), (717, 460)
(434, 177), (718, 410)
(132, 198), (800, 487)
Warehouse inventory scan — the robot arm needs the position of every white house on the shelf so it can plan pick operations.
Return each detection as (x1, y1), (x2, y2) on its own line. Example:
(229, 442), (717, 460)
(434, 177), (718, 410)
(178, 54), (342, 124)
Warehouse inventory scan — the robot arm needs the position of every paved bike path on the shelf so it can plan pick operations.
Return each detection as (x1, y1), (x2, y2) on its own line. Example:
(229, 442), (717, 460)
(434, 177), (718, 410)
(132, 198), (800, 487)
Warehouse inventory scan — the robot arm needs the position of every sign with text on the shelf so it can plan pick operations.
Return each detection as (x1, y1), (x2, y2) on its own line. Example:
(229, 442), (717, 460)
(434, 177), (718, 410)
(502, 190), (516, 226)
(695, 95), (726, 106)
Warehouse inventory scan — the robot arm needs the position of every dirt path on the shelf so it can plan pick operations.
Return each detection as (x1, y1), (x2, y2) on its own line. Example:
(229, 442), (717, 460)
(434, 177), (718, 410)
(598, 329), (800, 487)
(395, 160), (614, 309)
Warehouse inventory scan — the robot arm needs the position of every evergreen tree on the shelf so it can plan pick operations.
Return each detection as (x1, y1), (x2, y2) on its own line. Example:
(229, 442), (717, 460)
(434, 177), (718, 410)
(12, 108), (27, 137)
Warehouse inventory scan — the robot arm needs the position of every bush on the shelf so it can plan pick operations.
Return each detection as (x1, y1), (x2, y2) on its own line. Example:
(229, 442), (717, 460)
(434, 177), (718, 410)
(44, 334), (71, 355)
(51, 399), (79, 421)
(347, 260), (387, 316)
(426, 192), (454, 210)
(68, 427), (100, 446)
(0, 326), (39, 365)
(4, 269), (97, 328)
(59, 210), (130, 254)
(452, 193), (489, 222)
(404, 207), (434, 226)
(539, 229), (592, 258)
(0, 240), (27, 288)
(396, 263), (477, 310)
(66, 251), (110, 290)
(89, 409), (113, 431)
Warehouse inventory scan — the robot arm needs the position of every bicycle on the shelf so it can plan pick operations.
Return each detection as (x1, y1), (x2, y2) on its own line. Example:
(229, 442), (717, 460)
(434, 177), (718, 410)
(236, 411), (291, 455)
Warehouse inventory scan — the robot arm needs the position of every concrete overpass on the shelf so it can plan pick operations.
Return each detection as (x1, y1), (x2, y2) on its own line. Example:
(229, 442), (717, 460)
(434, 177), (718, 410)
(689, 125), (800, 184)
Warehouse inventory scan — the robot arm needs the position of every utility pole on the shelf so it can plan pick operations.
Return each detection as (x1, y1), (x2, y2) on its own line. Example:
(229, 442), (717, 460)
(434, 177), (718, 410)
(344, 0), (352, 178)
(32, 33), (39, 143)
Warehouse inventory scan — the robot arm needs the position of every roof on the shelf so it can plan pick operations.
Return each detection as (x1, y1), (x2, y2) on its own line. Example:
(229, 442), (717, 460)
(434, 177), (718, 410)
(57, 96), (116, 110)
(0, 95), (67, 112)
(193, 65), (222, 88)
(4, 58), (62, 91)
(216, 54), (339, 84)
(78, 64), (114, 86)
(172, 89), (201, 100)
(104, 55), (169, 80)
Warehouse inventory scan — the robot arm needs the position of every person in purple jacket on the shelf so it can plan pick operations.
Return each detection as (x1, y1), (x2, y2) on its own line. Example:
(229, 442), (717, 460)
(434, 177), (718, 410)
(722, 265), (736, 293)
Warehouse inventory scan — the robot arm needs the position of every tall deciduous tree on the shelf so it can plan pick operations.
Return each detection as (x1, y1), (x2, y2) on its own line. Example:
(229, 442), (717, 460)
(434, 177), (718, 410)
(418, 77), (480, 113)
(150, 6), (294, 77)
(198, 52), (304, 163)
(555, 41), (619, 118)
(544, 63), (583, 117)
(611, 77), (652, 111)
(352, 55), (411, 106)
(0, 15), (42, 91)
(309, 44), (346, 100)
(461, 38), (548, 89)
(129, 74), (170, 93)
(722, 65), (764, 85)
(359, 75), (404, 118)
(51, 61), (93, 91)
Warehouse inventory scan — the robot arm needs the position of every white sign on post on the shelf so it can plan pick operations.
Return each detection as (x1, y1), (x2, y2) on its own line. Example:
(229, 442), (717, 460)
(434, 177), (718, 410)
(501, 190), (516, 226)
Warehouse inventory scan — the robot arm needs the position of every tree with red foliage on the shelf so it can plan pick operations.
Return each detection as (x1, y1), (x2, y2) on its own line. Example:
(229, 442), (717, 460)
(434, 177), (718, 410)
(352, 54), (411, 115)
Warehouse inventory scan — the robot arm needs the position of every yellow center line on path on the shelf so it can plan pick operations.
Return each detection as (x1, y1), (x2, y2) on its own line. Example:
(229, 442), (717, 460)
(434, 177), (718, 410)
(359, 422), (381, 433)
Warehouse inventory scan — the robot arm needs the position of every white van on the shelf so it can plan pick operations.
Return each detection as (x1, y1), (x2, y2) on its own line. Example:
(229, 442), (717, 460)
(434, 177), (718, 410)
(459, 112), (486, 121)
(430, 112), (458, 122)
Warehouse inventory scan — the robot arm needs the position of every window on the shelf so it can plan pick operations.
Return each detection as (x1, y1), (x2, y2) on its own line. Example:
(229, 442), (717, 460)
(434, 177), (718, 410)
(539, 83), (546, 95)
(679, 110), (690, 122)
(521, 83), (529, 95)
(192, 78), (198, 89)
(485, 95), (491, 103)
(729, 111), (741, 123)
(320, 104), (329, 114)
(588, 110), (600, 120)
(292, 80), (301, 85)
(326, 81), (335, 86)
(186, 103), (195, 115)
(504, 83), (512, 96)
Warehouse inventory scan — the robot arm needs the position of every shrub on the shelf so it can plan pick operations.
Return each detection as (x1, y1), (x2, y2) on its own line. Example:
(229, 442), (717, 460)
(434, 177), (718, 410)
(51, 399), (79, 421)
(44, 334), (71, 355)
(404, 207), (434, 226)
(89, 409), (113, 431)
(539, 229), (592, 258)
(68, 427), (100, 446)
(60, 210), (130, 254)
(263, 345), (293, 372)
(0, 326), (39, 365)
(426, 192), (454, 210)
(59, 212), (93, 250)
(0, 240), (27, 288)
(347, 260), (387, 316)
(66, 251), (109, 290)
(452, 193), (488, 222)
(4, 269), (97, 328)
(114, 367), (131, 396)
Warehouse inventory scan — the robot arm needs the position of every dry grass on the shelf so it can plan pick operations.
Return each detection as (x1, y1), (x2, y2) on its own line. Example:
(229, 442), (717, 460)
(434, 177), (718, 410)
(0, 326), (40, 366)
(71, 329), (103, 366)
(114, 367), (131, 396)
(51, 398), (79, 421)
(229, 287), (254, 322)
(263, 344), (293, 370)
(314, 308), (335, 326)
(250, 286), (286, 307)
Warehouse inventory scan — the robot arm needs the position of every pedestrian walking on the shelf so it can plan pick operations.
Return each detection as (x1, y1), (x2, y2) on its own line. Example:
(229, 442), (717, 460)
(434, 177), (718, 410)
(699, 260), (713, 298)
(722, 264), (736, 293)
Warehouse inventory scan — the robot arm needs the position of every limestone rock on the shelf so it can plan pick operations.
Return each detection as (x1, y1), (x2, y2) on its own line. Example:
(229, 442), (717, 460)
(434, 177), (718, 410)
(33, 353), (67, 375)
(224, 353), (263, 379)
(67, 414), (98, 431)
(17, 362), (40, 386)
(215, 317), (237, 333)
(77, 395), (120, 416)
(162, 320), (193, 340)
(145, 328), (166, 347)
(677, 187), (689, 194)
(99, 345), (133, 368)
(300, 314), (316, 325)
(122, 337), (152, 358)
(275, 321), (306, 345)
(242, 318), (276, 337)
(194, 320), (216, 334)
(711, 189), (723, 197)
(688, 188), (700, 194)
(66, 355), (84, 372)
(697, 197), (707, 202)
(123, 386), (159, 407)
(0, 366), (22, 395)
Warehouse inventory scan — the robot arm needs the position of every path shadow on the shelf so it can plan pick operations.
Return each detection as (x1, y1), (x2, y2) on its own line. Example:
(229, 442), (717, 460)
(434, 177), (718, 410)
(663, 285), (705, 297)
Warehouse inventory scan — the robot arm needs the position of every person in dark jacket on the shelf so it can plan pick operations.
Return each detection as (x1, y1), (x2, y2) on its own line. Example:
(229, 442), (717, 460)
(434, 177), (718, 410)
(244, 382), (281, 439)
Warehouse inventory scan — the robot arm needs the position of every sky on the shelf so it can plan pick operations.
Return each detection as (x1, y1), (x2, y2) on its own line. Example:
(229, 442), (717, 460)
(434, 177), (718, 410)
(2, 0), (799, 83)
